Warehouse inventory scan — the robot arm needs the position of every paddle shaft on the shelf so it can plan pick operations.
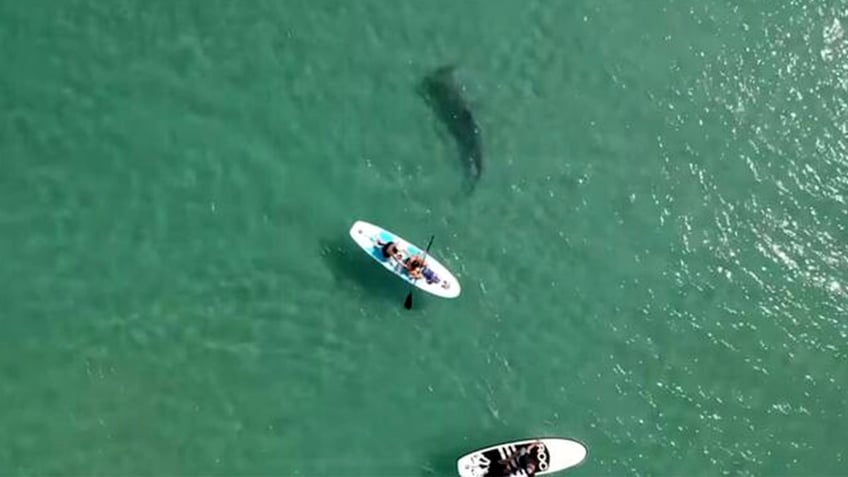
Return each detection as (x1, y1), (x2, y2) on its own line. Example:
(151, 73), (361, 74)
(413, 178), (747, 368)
(404, 234), (434, 309)
(418, 235), (435, 267)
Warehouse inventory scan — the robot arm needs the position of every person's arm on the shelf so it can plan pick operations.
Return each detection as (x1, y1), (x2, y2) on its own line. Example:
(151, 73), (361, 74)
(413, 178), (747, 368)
(501, 450), (520, 470)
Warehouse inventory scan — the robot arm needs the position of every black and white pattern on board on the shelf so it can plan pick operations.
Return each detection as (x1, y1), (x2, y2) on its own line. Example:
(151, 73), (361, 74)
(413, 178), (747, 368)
(468, 442), (549, 477)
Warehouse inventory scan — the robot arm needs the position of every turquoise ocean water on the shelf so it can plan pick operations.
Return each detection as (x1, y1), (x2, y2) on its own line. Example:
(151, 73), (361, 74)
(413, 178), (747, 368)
(1, 1), (847, 475)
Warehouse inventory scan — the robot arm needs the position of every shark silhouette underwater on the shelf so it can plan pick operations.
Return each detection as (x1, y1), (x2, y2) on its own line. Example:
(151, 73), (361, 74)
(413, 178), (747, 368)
(419, 65), (484, 193)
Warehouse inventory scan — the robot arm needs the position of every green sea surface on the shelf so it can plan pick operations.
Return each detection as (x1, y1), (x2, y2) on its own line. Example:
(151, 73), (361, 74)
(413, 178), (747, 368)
(1, 1), (847, 475)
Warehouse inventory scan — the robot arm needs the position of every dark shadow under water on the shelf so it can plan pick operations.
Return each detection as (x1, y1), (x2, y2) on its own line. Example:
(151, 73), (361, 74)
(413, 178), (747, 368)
(418, 65), (483, 197)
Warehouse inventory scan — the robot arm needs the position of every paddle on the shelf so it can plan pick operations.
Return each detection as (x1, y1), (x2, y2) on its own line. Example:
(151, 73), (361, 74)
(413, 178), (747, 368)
(403, 234), (435, 310)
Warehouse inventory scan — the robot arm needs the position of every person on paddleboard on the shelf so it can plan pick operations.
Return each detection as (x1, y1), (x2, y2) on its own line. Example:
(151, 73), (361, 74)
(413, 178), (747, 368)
(501, 441), (543, 477)
(404, 254), (426, 279)
(376, 238), (405, 262)
(375, 237), (449, 288)
(403, 253), (450, 288)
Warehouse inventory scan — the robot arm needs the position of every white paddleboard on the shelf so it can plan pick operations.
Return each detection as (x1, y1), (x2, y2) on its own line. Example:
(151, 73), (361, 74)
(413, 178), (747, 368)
(348, 220), (461, 299)
(457, 438), (588, 477)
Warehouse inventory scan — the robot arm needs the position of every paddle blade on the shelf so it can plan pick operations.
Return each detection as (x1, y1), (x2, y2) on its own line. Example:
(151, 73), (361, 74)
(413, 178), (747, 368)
(403, 291), (413, 309)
